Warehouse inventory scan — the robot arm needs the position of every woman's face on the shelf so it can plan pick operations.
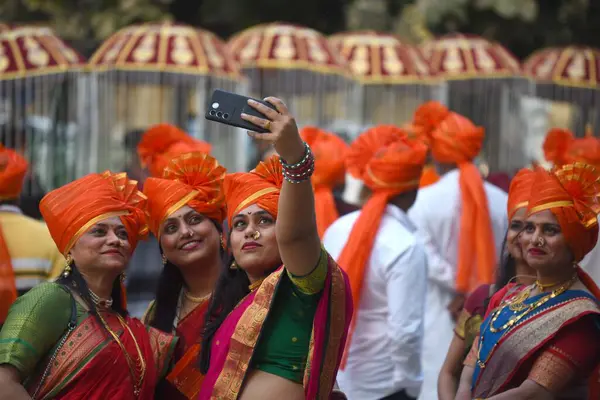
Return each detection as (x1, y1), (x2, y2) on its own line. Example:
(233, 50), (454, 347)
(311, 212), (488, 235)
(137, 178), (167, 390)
(506, 207), (526, 261)
(69, 216), (131, 275)
(160, 205), (221, 270)
(230, 204), (281, 279)
(520, 209), (573, 273)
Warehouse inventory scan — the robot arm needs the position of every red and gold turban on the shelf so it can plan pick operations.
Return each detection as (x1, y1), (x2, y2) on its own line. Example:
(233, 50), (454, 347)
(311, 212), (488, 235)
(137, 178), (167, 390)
(39, 171), (149, 256)
(507, 168), (535, 219)
(528, 163), (600, 262)
(300, 126), (348, 237)
(137, 123), (212, 177)
(0, 145), (28, 199)
(413, 101), (495, 293)
(338, 127), (426, 352)
(143, 152), (226, 237)
(224, 156), (283, 227)
(0, 145), (29, 321)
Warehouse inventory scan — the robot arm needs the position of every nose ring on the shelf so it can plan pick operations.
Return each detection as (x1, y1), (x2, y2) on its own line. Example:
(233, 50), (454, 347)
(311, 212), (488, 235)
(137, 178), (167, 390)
(251, 231), (261, 240)
(536, 237), (546, 247)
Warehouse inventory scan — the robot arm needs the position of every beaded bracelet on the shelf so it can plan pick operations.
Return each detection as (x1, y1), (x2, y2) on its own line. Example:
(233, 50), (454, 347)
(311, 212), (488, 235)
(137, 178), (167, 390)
(280, 142), (315, 184)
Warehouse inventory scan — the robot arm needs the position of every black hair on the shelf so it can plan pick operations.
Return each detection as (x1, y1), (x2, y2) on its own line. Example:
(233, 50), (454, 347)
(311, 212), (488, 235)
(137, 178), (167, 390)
(56, 262), (127, 324)
(484, 232), (517, 310)
(148, 220), (224, 333)
(123, 129), (145, 152)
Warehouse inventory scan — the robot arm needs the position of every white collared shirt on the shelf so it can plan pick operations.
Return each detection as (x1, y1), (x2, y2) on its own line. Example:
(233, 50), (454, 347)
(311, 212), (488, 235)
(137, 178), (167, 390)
(324, 204), (427, 400)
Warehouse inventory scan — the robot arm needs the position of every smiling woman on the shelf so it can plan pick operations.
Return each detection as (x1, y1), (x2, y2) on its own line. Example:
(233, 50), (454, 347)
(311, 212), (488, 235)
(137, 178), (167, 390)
(0, 171), (178, 400)
(142, 151), (226, 399)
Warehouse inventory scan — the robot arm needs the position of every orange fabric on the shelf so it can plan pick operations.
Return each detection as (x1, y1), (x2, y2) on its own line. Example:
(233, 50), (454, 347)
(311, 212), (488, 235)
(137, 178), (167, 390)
(224, 156), (283, 227)
(507, 168), (535, 219)
(137, 123), (211, 177)
(338, 126), (427, 367)
(0, 145), (28, 321)
(414, 102), (495, 293)
(39, 171), (149, 256)
(527, 163), (600, 262)
(143, 152), (226, 237)
(566, 137), (600, 167)
(543, 128), (574, 167)
(300, 126), (348, 237)
(419, 164), (439, 188)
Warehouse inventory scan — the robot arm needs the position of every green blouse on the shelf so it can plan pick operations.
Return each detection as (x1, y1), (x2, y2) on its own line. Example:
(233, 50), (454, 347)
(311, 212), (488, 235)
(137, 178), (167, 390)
(0, 282), (87, 379)
(250, 248), (328, 383)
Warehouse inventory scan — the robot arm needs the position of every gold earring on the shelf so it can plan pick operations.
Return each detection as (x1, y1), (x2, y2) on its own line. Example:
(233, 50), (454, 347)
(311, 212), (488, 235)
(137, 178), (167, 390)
(220, 234), (226, 249)
(120, 273), (126, 283)
(161, 254), (168, 265)
(63, 254), (73, 278)
(230, 260), (237, 270)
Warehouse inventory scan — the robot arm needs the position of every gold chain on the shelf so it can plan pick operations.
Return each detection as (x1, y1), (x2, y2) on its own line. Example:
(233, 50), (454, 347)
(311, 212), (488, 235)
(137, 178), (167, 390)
(183, 290), (211, 303)
(98, 312), (146, 397)
(249, 277), (265, 292)
(476, 274), (577, 369)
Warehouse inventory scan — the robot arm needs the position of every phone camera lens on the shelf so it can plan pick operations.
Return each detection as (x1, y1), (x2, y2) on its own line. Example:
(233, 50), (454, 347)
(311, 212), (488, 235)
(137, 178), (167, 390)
(209, 110), (216, 116)
(216, 111), (223, 118)
(223, 113), (229, 119)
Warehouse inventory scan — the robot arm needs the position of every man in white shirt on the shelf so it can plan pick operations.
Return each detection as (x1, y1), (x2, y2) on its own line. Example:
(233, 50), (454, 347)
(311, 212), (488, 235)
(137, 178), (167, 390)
(324, 126), (428, 400)
(407, 102), (508, 400)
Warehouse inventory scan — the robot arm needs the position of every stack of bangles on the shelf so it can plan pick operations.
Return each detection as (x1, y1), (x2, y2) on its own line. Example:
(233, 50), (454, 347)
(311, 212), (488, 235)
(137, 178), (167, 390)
(280, 142), (315, 184)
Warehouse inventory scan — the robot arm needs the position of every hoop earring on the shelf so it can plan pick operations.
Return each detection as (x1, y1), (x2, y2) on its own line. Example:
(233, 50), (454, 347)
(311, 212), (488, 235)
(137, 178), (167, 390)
(161, 254), (168, 265)
(63, 254), (73, 278)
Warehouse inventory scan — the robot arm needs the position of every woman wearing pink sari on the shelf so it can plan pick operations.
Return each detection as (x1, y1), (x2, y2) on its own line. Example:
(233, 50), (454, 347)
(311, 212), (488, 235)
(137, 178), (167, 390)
(197, 97), (352, 400)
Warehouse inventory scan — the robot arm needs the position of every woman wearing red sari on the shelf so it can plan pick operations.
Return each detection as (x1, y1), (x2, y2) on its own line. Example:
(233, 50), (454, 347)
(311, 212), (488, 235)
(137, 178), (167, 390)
(0, 171), (177, 399)
(142, 152), (226, 399)
(198, 97), (353, 400)
(455, 163), (600, 399)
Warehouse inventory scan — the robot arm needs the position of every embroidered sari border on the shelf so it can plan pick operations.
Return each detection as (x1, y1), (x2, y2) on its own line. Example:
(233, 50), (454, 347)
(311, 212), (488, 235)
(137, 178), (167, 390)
(474, 296), (599, 397)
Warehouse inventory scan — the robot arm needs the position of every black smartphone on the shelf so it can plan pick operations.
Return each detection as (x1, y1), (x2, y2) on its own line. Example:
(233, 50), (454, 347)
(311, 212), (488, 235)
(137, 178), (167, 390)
(205, 89), (277, 133)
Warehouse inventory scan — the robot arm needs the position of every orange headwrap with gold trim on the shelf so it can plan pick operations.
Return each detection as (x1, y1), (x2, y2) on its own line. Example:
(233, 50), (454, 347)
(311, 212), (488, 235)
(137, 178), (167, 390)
(300, 126), (348, 238)
(143, 152), (227, 238)
(40, 171), (149, 256)
(224, 156), (283, 227)
(338, 126), (426, 367)
(137, 123), (212, 177)
(0, 145), (29, 322)
(507, 168), (535, 219)
(527, 163), (600, 262)
(414, 101), (495, 293)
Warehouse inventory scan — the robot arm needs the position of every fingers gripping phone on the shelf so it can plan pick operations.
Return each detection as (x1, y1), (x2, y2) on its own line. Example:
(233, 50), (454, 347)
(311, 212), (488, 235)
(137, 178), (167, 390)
(205, 89), (277, 133)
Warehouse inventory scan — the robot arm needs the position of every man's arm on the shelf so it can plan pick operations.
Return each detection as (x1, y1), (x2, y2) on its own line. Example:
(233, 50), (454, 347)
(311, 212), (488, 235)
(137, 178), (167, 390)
(385, 242), (427, 398)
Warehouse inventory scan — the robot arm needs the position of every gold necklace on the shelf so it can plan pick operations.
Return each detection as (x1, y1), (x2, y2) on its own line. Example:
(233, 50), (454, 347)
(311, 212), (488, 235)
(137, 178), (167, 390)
(249, 278), (265, 291)
(98, 312), (146, 397)
(183, 290), (211, 303)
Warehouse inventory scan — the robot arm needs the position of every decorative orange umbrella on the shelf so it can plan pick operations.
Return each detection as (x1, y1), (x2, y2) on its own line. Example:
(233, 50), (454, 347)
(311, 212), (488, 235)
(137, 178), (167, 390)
(328, 30), (439, 131)
(87, 22), (247, 173)
(524, 46), (600, 136)
(421, 33), (530, 172)
(0, 25), (85, 193)
(227, 22), (350, 129)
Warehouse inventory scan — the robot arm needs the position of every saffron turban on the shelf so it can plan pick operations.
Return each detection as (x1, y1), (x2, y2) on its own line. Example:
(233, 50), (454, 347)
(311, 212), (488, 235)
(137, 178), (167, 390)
(0, 145), (28, 199)
(338, 126), (427, 357)
(39, 171), (149, 256)
(300, 126), (348, 238)
(224, 156), (283, 228)
(413, 101), (494, 293)
(402, 122), (440, 187)
(543, 128), (600, 168)
(137, 123), (212, 177)
(507, 168), (535, 219)
(143, 152), (227, 238)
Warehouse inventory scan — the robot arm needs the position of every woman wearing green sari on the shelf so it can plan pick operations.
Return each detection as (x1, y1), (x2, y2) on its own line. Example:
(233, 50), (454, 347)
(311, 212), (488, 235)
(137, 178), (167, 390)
(0, 171), (177, 399)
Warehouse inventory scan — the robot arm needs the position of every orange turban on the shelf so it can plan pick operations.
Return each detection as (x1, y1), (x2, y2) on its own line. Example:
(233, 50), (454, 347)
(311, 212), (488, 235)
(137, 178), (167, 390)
(224, 156), (283, 228)
(0, 145), (28, 199)
(40, 171), (149, 256)
(300, 126), (348, 237)
(543, 128), (600, 168)
(143, 152), (227, 238)
(414, 101), (494, 293)
(338, 127), (426, 364)
(0, 145), (29, 321)
(528, 163), (600, 262)
(137, 123), (212, 177)
(507, 168), (535, 219)
(402, 122), (440, 187)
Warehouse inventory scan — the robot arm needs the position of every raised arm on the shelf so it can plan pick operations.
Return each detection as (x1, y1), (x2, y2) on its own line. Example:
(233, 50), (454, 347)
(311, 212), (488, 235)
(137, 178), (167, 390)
(242, 97), (321, 277)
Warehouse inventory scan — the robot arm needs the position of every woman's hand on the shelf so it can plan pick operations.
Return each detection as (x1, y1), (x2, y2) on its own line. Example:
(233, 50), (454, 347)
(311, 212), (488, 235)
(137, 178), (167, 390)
(241, 97), (305, 164)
